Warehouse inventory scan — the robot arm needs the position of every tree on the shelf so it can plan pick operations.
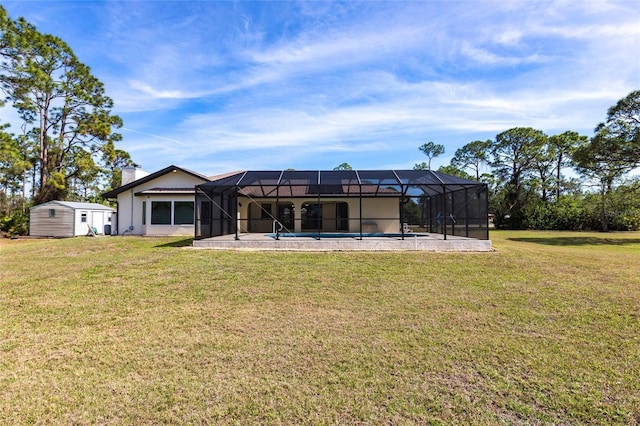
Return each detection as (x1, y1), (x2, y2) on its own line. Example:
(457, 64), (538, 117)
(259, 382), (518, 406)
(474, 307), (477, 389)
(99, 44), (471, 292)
(0, 123), (33, 212)
(573, 128), (634, 232)
(548, 131), (587, 200)
(0, 124), (22, 195)
(571, 92), (640, 232)
(437, 164), (472, 180)
(102, 148), (134, 192)
(490, 127), (547, 228)
(0, 6), (124, 204)
(413, 162), (428, 170)
(596, 90), (640, 166)
(333, 162), (352, 171)
(451, 139), (491, 181)
(531, 140), (556, 202)
(418, 141), (444, 170)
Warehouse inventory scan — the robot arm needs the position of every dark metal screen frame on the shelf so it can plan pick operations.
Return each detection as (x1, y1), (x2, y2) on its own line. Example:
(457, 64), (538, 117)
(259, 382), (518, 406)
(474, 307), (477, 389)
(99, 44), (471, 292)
(195, 170), (488, 241)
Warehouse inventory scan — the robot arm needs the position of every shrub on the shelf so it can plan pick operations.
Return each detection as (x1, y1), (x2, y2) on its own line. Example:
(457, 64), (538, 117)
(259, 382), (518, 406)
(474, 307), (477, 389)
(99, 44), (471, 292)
(0, 211), (29, 237)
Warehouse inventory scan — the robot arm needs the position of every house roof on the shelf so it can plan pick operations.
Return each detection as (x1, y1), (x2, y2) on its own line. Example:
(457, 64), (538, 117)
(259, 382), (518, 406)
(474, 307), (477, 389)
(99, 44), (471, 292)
(102, 165), (210, 199)
(207, 170), (244, 181)
(32, 201), (115, 211)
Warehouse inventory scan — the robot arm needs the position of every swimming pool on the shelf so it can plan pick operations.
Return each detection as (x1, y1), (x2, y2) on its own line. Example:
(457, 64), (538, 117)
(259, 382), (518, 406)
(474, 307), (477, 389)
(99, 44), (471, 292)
(266, 232), (429, 239)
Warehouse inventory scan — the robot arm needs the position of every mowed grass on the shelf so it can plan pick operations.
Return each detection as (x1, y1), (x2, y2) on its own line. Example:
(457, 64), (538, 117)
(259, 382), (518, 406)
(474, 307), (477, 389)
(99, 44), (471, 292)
(0, 231), (639, 425)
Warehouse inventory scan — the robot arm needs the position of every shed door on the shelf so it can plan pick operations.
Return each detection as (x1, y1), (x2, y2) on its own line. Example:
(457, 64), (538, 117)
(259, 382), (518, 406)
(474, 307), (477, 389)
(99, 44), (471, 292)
(92, 212), (104, 234)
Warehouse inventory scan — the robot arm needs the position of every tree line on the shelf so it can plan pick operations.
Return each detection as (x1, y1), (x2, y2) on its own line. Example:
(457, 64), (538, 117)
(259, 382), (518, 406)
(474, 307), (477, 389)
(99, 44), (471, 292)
(1, 7), (638, 236)
(413, 90), (640, 231)
(0, 6), (133, 235)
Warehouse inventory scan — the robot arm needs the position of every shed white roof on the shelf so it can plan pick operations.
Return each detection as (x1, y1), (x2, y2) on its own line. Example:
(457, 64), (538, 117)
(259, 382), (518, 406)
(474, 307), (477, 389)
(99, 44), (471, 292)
(32, 200), (115, 211)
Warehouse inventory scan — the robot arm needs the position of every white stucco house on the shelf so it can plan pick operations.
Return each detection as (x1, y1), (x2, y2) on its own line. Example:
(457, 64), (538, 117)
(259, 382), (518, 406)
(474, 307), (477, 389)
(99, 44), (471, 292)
(101, 165), (212, 236)
(30, 201), (115, 237)
(102, 165), (489, 241)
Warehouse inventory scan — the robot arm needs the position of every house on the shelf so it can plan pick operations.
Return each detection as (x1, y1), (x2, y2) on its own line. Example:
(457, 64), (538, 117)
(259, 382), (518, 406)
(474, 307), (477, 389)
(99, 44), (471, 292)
(103, 166), (489, 241)
(29, 201), (115, 237)
(101, 165), (213, 236)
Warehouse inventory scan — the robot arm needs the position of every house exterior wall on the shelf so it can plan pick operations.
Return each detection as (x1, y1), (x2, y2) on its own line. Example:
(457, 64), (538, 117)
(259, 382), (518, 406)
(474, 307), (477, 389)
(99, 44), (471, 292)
(73, 210), (113, 236)
(237, 196), (401, 234)
(360, 198), (400, 233)
(141, 194), (199, 236)
(30, 205), (75, 237)
(114, 171), (205, 236)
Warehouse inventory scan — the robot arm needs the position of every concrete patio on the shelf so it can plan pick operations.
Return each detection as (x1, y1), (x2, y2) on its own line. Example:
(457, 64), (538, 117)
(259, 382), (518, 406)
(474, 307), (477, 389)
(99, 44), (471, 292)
(192, 233), (493, 252)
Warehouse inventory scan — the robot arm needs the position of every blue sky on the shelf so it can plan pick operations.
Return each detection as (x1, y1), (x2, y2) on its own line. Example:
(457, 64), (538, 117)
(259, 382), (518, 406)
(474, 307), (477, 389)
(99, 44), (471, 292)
(2, 1), (639, 176)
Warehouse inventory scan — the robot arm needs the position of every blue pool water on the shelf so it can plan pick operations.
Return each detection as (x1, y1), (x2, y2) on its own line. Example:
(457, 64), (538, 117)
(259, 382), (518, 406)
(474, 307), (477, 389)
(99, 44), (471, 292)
(266, 232), (426, 239)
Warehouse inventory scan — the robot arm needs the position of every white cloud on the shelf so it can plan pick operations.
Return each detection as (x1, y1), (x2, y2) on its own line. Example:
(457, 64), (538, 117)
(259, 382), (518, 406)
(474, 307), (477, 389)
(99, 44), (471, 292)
(493, 29), (524, 46)
(459, 41), (549, 66)
(128, 81), (186, 100)
(1, 0), (638, 174)
(249, 25), (424, 66)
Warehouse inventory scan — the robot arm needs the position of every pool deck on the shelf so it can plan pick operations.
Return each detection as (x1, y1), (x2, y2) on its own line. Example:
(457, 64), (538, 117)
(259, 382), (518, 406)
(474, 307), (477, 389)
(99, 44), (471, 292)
(192, 233), (493, 252)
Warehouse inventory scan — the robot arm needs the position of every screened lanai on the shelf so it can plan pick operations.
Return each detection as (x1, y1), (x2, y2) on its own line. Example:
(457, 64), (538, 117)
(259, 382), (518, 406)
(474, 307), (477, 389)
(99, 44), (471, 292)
(194, 169), (489, 241)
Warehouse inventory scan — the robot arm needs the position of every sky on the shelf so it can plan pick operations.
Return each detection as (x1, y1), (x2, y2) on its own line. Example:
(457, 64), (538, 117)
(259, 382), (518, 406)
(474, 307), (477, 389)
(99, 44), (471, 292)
(2, 0), (639, 176)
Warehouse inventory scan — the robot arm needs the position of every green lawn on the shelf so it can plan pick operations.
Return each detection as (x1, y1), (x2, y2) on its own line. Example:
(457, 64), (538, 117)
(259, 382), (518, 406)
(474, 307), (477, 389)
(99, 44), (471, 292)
(1, 231), (639, 424)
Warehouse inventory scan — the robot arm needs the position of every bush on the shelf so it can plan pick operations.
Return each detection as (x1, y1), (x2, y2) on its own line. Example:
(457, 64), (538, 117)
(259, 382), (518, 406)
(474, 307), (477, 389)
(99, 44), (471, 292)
(621, 210), (640, 230)
(525, 198), (586, 230)
(609, 208), (640, 231)
(0, 211), (29, 237)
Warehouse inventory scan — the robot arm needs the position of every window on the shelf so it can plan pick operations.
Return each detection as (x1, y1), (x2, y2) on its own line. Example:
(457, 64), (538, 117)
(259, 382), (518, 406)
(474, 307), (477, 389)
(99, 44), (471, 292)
(174, 202), (194, 225)
(336, 202), (349, 231)
(150, 201), (194, 225)
(81, 212), (87, 223)
(261, 203), (272, 219)
(49, 209), (56, 218)
(277, 203), (295, 229)
(151, 201), (171, 225)
(142, 201), (146, 225)
(301, 203), (322, 230)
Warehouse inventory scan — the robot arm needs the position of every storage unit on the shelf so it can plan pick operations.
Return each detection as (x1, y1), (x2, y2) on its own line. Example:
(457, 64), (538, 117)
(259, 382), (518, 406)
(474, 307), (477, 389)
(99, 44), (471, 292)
(30, 201), (115, 237)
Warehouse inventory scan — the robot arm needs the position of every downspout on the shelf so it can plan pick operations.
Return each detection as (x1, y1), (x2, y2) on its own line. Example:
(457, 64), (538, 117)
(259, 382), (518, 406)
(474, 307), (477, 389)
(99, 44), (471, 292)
(115, 201), (119, 235)
(130, 189), (134, 232)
